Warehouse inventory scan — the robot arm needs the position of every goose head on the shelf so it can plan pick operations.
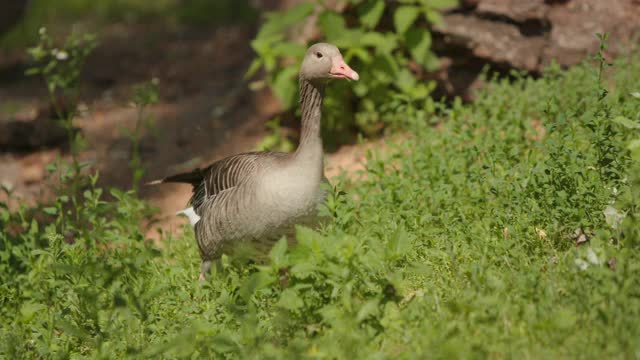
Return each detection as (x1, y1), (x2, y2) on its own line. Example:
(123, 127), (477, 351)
(300, 43), (359, 84)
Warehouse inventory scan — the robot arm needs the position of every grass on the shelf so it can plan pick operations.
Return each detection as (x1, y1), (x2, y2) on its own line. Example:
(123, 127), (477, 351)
(1, 50), (640, 358)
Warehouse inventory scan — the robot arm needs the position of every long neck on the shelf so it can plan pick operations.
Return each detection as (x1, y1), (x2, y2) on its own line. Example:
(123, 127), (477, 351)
(295, 78), (324, 159)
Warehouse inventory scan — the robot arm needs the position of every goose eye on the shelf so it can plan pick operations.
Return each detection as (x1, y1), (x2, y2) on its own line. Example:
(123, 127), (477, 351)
(316, 52), (323, 59)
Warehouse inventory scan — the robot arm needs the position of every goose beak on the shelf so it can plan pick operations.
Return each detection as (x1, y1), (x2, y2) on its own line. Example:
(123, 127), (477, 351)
(330, 56), (359, 81)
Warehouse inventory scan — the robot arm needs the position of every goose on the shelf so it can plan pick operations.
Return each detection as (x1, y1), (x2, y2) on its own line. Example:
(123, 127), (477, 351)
(149, 43), (359, 280)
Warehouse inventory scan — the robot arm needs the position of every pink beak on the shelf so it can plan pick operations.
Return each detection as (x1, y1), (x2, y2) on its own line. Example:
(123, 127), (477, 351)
(330, 56), (359, 81)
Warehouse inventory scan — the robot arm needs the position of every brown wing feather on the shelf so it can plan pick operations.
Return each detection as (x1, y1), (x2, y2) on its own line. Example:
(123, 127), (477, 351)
(153, 151), (287, 213)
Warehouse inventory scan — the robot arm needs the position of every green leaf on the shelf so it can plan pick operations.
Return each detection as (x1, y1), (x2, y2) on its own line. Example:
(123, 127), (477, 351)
(24, 68), (40, 76)
(43, 207), (58, 215)
(272, 42), (306, 58)
(239, 272), (273, 301)
(245, 59), (263, 79)
(250, 34), (282, 54)
(395, 68), (417, 93)
(359, 0), (385, 29)
(628, 139), (640, 160)
(553, 308), (577, 330)
(356, 299), (380, 322)
(424, 8), (444, 26)
(405, 27), (432, 66)
(290, 262), (318, 278)
(394, 6), (420, 34)
(46, 163), (57, 173)
(257, 3), (315, 40)
(20, 302), (47, 322)
(426, 0), (459, 10)
(612, 116), (640, 129)
(277, 288), (304, 310)
(349, 47), (373, 63)
(271, 66), (299, 109)
(277, 2), (315, 25)
(270, 237), (288, 266)
(319, 11), (347, 42)
(57, 319), (90, 340)
(335, 29), (367, 48)
(387, 228), (412, 259)
(361, 32), (398, 55)
(209, 334), (239, 353)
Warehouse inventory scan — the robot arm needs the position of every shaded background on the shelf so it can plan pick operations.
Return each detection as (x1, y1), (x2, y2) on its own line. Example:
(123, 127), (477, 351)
(1, 0), (639, 233)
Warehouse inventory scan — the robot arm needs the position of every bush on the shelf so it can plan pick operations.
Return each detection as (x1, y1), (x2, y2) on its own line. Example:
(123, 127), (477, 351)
(247, 0), (457, 139)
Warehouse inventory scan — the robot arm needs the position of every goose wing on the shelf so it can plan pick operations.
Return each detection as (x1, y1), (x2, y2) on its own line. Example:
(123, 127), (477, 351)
(152, 151), (286, 214)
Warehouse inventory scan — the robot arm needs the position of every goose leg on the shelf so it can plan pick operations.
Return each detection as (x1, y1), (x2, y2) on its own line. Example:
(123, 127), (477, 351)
(199, 260), (213, 280)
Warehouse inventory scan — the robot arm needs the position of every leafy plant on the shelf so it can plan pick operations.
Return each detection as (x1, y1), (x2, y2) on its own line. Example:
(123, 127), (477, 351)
(3, 32), (640, 359)
(247, 0), (457, 137)
(121, 78), (160, 191)
(25, 27), (97, 230)
(26, 27), (96, 155)
(611, 91), (640, 247)
(255, 117), (295, 152)
(2, 29), (158, 357)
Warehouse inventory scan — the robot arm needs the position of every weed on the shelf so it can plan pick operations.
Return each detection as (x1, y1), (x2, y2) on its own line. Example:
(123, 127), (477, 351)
(122, 79), (160, 192)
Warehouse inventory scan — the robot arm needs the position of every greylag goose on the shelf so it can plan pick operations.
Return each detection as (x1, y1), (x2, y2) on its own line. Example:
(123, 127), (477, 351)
(150, 43), (359, 280)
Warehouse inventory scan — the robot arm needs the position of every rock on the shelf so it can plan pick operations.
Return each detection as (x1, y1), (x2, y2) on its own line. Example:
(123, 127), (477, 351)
(430, 0), (640, 99)
(476, 0), (549, 22)
(434, 14), (546, 72)
(542, 0), (640, 67)
(436, 0), (640, 72)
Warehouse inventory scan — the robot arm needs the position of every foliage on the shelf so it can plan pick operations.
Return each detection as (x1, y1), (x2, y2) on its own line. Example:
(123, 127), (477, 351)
(2, 30), (157, 359)
(247, 0), (457, 138)
(2, 35), (640, 358)
(255, 117), (295, 153)
(26, 27), (98, 223)
(123, 79), (160, 192)
(0, 0), (256, 48)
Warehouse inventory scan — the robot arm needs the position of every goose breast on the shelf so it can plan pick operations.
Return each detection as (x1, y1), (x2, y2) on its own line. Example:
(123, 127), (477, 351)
(257, 162), (326, 229)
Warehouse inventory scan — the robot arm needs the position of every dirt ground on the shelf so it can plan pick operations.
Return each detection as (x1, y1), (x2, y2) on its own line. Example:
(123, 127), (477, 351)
(0, 22), (375, 237)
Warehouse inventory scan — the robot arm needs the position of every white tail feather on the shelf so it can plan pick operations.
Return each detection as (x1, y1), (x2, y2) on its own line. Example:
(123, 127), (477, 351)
(176, 207), (201, 226)
(145, 179), (164, 185)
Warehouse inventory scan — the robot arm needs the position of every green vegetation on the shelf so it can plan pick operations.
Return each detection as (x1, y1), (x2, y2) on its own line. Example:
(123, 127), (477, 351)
(0, 0), (256, 48)
(2, 28), (640, 358)
(248, 0), (457, 140)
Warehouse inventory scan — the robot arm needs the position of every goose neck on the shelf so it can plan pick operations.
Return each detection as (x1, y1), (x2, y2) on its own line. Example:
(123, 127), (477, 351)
(295, 79), (324, 157)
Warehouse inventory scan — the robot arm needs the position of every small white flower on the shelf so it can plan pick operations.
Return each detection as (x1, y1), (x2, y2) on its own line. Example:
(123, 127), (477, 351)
(39, 27), (47, 35)
(55, 50), (69, 61)
(586, 248), (600, 265)
(603, 205), (625, 230)
(151, 77), (160, 85)
(575, 258), (589, 271)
